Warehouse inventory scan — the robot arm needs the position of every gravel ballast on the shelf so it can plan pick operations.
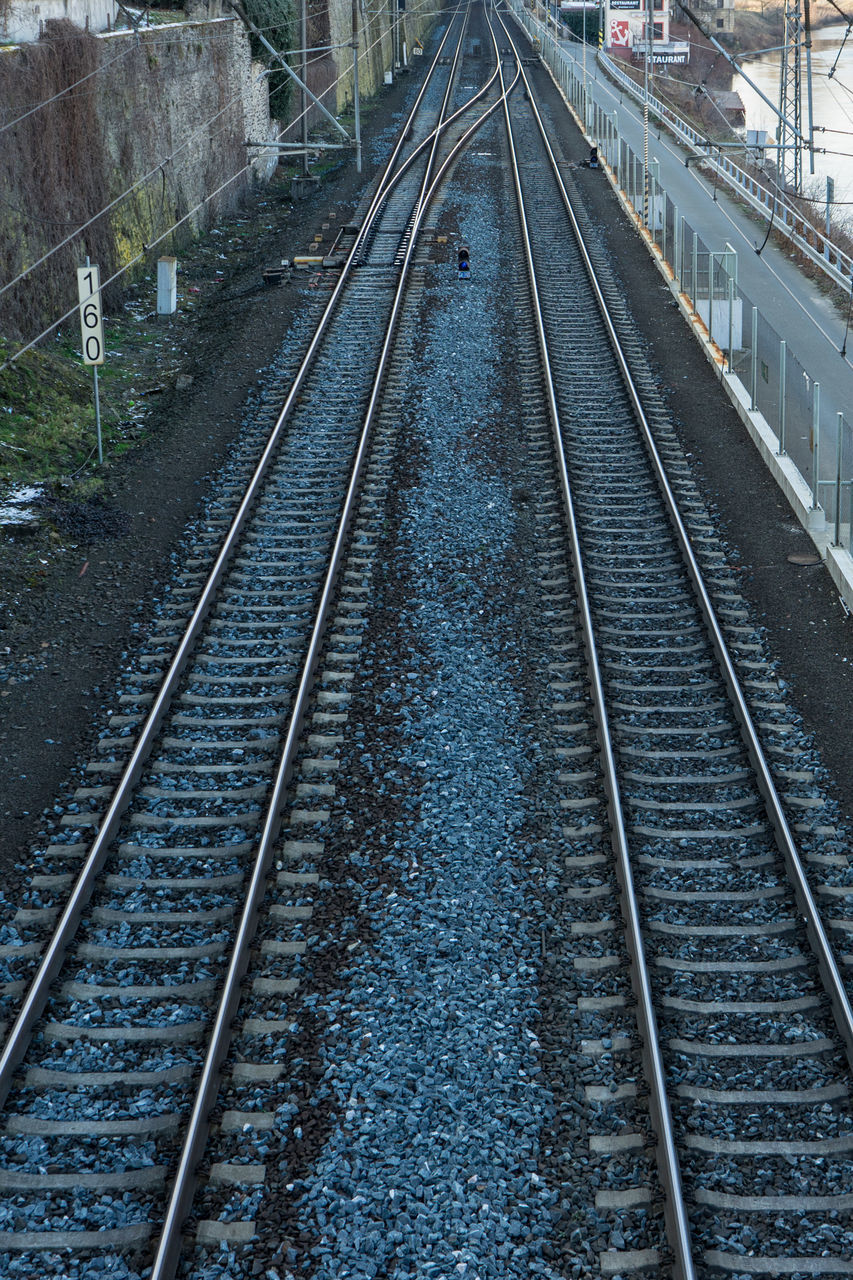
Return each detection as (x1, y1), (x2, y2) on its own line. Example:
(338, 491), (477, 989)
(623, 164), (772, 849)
(0, 13), (852, 1280)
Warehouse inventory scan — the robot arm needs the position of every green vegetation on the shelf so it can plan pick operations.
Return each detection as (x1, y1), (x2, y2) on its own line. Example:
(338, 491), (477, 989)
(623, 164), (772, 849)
(124, 8), (186, 25)
(0, 316), (177, 486)
(0, 342), (97, 484)
(243, 0), (297, 120)
(559, 13), (599, 45)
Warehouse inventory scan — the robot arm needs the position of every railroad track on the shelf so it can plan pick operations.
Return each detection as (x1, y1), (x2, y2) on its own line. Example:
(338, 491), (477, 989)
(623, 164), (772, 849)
(1, 2), (852, 1277)
(497, 5), (853, 1276)
(0, 6), (521, 1276)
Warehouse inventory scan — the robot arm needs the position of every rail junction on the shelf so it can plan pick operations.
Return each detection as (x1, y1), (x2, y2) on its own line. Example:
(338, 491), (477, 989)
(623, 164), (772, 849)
(0, 3), (852, 1278)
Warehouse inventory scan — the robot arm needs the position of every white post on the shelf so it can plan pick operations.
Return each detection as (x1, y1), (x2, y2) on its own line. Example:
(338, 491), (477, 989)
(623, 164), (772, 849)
(727, 278), (734, 371)
(157, 256), (177, 316)
(708, 253), (714, 348)
(692, 230), (698, 303)
(778, 339), (787, 454)
(80, 256), (104, 464)
(812, 381), (820, 510)
(661, 187), (667, 261)
(835, 412), (844, 546)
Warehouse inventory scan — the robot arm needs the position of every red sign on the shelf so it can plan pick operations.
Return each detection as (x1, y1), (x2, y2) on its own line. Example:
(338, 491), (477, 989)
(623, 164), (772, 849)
(610, 18), (630, 45)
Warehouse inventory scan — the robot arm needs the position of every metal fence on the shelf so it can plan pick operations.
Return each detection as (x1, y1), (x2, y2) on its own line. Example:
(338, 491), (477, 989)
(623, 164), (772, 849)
(508, 0), (853, 552)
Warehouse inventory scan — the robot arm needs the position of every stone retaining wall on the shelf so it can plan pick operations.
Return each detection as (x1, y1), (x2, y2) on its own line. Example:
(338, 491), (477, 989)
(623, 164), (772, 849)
(0, 1), (441, 340)
(0, 17), (274, 338)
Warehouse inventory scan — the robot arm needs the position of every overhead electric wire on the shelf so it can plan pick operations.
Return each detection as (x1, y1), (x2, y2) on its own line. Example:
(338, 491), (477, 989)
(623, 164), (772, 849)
(0, 16), (316, 138)
(828, 22), (852, 78)
(0, 0), (447, 140)
(0, 79), (256, 298)
(605, 51), (853, 246)
(823, 0), (853, 27)
(0, 124), (285, 375)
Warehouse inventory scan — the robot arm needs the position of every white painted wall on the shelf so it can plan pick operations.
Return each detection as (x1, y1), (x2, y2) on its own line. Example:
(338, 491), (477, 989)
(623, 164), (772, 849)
(2, 0), (119, 44)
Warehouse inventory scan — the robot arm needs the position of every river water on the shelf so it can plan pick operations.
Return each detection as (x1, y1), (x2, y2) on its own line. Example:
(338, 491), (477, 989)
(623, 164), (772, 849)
(731, 21), (853, 209)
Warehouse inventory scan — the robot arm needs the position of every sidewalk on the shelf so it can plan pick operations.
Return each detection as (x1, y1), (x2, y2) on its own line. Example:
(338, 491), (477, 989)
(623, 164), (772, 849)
(574, 45), (853, 421)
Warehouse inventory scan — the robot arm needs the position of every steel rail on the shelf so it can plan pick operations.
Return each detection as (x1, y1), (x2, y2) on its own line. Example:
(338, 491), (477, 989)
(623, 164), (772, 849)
(148, 14), (516, 1278)
(374, 33), (503, 219)
(354, 0), (484, 226)
(507, 14), (853, 1078)
(493, 9), (698, 1278)
(409, 0), (472, 220)
(0, 3), (469, 1117)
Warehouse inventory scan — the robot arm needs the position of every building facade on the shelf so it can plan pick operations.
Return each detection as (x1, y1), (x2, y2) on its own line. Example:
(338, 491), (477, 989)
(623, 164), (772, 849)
(604, 0), (671, 53)
(692, 0), (735, 34)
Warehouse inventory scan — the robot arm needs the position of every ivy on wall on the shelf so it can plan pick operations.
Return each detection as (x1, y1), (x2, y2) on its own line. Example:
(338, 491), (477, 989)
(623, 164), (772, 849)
(243, 0), (297, 120)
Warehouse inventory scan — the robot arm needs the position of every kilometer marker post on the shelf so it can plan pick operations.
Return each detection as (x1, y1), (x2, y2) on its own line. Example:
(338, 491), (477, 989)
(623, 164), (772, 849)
(77, 260), (105, 464)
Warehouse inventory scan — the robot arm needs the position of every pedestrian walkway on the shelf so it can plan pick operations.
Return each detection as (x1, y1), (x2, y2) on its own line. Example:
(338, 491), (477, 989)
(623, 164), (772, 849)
(507, 0), (853, 606)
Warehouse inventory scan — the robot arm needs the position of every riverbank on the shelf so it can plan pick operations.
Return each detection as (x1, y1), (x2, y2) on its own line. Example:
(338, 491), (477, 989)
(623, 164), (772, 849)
(730, 0), (841, 56)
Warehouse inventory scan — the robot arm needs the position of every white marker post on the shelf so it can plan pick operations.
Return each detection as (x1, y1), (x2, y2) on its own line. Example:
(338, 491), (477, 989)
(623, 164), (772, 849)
(157, 256), (177, 316)
(77, 261), (105, 464)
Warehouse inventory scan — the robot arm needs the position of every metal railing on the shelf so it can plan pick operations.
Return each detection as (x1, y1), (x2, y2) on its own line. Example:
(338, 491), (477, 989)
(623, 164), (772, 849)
(645, 185), (852, 545)
(597, 48), (853, 293)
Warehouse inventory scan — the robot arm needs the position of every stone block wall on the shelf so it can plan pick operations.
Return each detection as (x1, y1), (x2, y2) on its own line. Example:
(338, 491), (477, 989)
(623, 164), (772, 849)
(278, 0), (438, 136)
(330, 0), (436, 110)
(0, 1), (441, 341)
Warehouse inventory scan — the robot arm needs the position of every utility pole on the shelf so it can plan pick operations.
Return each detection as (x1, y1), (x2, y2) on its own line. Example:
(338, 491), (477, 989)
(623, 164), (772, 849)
(300, 0), (308, 176)
(352, 0), (362, 171)
(778, 0), (802, 191)
(582, 0), (588, 130)
(227, 0), (349, 143)
(804, 0), (815, 179)
(778, 0), (815, 192)
(643, 0), (652, 225)
(679, 1), (813, 196)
